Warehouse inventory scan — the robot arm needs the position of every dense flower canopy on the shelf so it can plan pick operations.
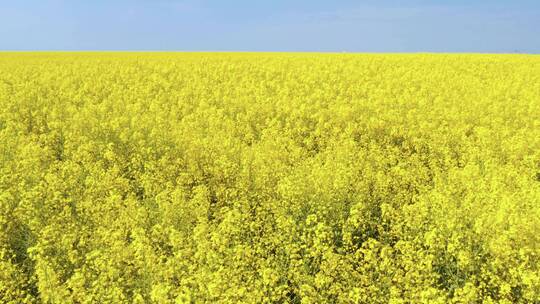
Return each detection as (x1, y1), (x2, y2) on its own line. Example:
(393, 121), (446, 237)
(0, 53), (539, 303)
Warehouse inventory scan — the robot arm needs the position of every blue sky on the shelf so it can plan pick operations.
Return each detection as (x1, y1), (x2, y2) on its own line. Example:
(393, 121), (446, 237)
(1, 0), (539, 53)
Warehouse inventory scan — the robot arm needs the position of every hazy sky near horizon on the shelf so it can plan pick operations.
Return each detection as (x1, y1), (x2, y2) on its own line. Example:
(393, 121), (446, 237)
(1, 0), (539, 53)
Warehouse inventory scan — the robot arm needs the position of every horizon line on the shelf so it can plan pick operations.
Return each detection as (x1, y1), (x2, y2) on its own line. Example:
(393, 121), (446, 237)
(0, 50), (538, 55)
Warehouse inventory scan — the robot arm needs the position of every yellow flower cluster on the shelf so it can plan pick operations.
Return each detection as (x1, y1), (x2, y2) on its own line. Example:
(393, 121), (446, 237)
(0, 52), (539, 303)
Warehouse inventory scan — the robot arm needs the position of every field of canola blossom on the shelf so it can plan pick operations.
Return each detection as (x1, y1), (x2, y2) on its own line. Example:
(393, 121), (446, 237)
(0, 52), (539, 303)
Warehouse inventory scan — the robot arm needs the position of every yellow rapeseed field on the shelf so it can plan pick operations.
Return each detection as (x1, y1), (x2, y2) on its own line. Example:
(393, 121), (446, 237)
(0, 52), (539, 303)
